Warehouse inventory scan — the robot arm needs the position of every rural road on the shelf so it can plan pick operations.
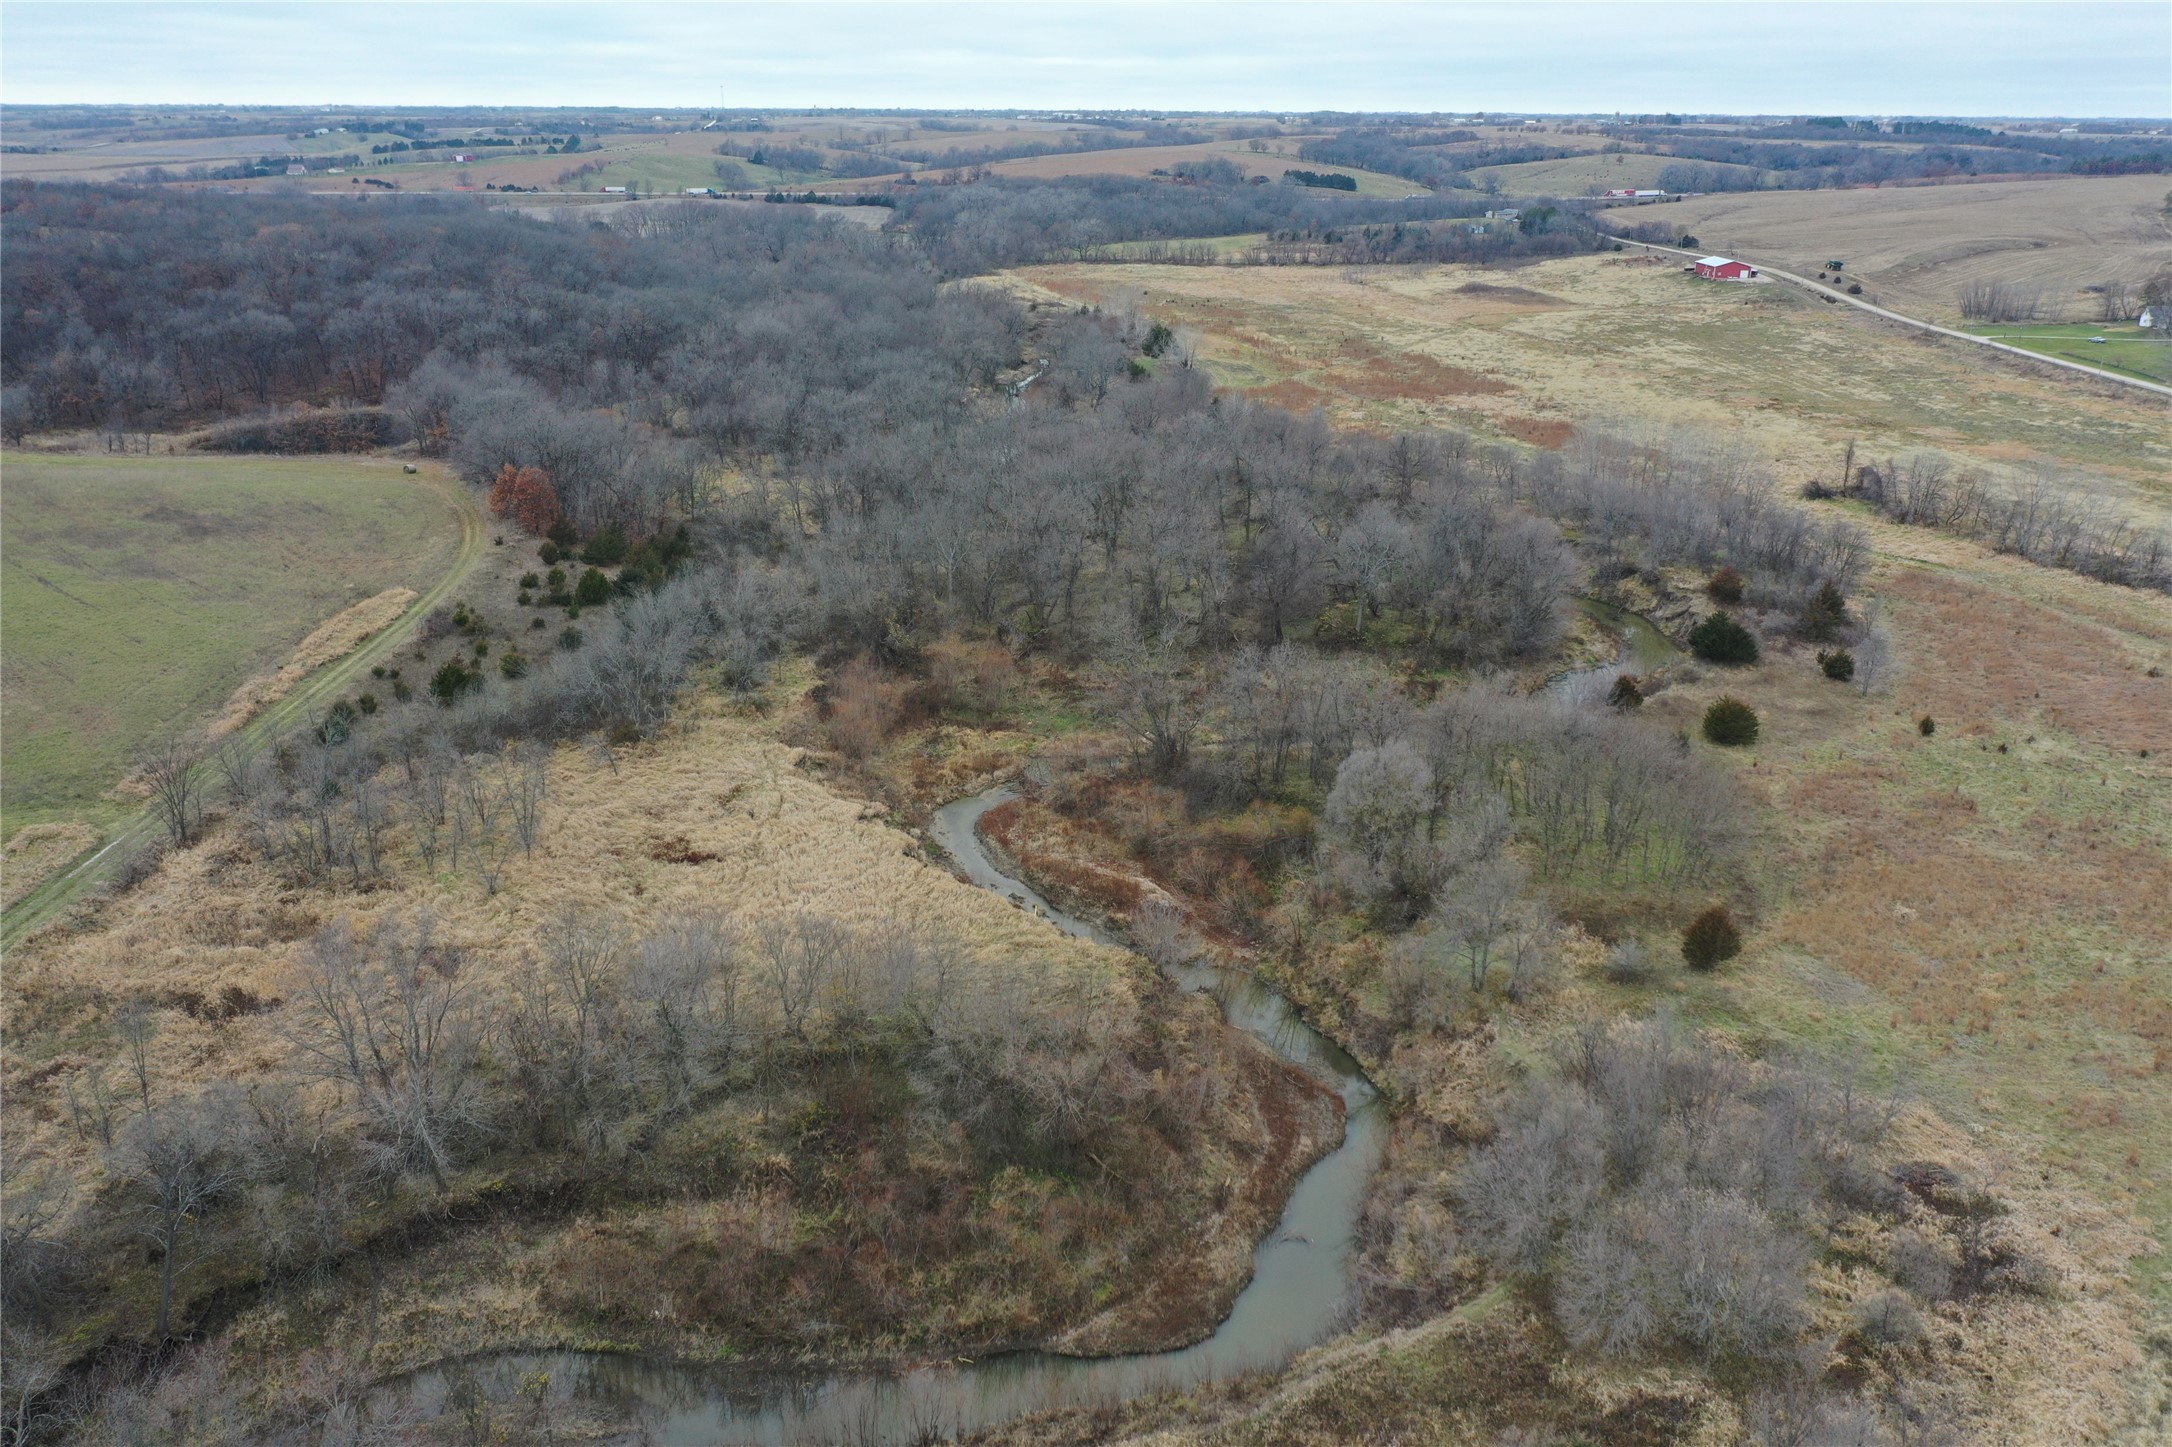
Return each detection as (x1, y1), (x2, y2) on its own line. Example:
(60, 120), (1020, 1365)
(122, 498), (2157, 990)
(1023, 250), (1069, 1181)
(0, 468), (488, 950)
(1605, 236), (2172, 401)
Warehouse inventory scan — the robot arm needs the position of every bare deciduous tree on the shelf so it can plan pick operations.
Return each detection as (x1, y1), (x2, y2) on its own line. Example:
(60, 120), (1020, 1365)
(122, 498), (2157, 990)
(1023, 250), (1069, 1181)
(286, 915), (482, 1191)
(137, 735), (204, 846)
(107, 1090), (253, 1339)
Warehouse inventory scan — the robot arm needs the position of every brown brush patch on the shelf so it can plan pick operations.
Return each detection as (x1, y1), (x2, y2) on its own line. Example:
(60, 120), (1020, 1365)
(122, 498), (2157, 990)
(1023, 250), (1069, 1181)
(646, 834), (721, 865)
(2, 822), (101, 910)
(1497, 416), (1576, 449)
(1333, 354), (1513, 401)
(1454, 281), (1571, 305)
(1247, 377), (1334, 412)
(1880, 567), (2172, 756)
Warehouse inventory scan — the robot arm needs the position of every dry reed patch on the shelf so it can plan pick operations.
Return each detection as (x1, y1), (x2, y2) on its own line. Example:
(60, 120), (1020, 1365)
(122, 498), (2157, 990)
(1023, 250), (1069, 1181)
(1453, 281), (1572, 307)
(1249, 378), (1336, 412)
(1, 822), (100, 910)
(1819, 1108), (2156, 1447)
(207, 586), (417, 738)
(0, 690), (1136, 1177)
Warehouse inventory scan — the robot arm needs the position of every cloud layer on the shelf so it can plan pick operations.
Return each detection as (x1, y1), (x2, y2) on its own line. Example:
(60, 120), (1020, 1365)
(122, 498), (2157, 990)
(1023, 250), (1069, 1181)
(4, 2), (2166, 116)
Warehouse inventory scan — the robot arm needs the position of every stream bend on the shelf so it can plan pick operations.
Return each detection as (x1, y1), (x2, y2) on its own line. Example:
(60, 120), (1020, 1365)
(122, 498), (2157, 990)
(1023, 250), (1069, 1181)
(384, 786), (1385, 1446)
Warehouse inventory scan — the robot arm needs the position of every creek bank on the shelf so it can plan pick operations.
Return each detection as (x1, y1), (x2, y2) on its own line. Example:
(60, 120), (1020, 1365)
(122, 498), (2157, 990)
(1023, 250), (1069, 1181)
(375, 785), (1385, 1445)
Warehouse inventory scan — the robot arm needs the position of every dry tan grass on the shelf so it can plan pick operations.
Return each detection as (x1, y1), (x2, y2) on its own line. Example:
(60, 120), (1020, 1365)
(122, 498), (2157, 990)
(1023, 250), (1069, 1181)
(204, 586), (416, 738)
(1, 822), (101, 911)
(1016, 255), (2171, 524)
(1661, 176), (2172, 324)
(4, 682), (1132, 1134)
(0, 669), (1355, 1381)
(4, 675), (1352, 1375)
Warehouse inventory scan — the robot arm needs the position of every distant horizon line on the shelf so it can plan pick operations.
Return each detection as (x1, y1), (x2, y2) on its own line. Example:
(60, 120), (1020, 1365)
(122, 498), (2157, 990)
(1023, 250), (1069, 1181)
(4, 103), (2165, 123)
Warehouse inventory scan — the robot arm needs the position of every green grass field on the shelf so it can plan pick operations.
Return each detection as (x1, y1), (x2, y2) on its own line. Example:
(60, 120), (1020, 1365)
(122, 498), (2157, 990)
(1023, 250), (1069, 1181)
(1965, 320), (2172, 383)
(1464, 151), (1765, 196)
(0, 453), (464, 838)
(558, 150), (806, 192)
(1086, 231), (1268, 260)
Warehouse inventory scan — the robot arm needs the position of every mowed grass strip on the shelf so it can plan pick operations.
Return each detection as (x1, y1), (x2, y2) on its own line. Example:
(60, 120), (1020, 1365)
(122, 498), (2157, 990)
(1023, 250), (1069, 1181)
(1965, 321), (2172, 384)
(0, 453), (462, 837)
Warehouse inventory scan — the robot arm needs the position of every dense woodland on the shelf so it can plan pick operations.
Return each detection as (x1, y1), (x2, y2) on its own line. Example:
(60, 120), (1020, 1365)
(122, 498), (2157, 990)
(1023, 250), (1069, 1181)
(0, 181), (2121, 1444)
(1300, 121), (2172, 191)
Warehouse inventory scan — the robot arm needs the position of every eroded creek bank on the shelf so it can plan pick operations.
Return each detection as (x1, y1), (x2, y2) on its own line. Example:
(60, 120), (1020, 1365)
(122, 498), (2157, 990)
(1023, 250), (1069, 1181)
(380, 785), (1385, 1445)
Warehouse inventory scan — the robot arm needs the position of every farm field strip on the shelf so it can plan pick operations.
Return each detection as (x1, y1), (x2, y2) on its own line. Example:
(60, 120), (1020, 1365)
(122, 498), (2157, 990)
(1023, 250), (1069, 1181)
(0, 460), (486, 947)
(1657, 175), (2172, 325)
(1607, 235), (2172, 398)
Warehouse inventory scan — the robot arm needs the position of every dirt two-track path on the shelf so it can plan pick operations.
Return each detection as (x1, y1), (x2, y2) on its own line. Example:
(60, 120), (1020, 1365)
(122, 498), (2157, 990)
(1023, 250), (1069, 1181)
(1, 469), (488, 951)
(1606, 235), (2172, 401)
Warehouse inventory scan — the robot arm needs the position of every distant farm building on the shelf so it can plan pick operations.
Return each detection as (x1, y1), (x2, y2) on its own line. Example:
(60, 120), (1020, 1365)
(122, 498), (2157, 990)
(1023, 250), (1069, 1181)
(2141, 307), (2159, 329)
(285, 164), (306, 176)
(1694, 256), (1757, 281)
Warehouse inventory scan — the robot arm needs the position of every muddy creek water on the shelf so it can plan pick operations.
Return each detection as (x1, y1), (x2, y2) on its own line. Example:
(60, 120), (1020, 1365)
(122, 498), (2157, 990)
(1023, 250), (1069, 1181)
(385, 786), (1385, 1445)
(1551, 597), (1681, 699)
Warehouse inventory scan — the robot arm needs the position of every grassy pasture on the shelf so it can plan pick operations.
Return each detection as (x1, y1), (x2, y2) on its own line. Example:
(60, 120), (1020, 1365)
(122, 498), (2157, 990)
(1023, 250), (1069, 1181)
(1012, 254), (2170, 522)
(0, 453), (464, 838)
(1965, 320), (2172, 383)
(1659, 175), (2172, 324)
(0, 129), (410, 181)
(963, 140), (1427, 198)
(1465, 150), (1764, 196)
(342, 133), (804, 193)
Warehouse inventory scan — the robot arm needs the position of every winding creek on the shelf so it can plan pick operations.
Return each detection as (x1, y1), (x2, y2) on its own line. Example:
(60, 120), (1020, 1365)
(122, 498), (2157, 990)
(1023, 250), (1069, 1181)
(384, 787), (1386, 1445)
(384, 600), (1674, 1441)
(1552, 597), (1682, 697)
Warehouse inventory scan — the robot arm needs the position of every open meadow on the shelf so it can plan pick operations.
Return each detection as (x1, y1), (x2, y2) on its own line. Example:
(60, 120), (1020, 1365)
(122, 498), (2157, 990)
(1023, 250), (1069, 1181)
(1016, 249), (2172, 1343)
(1466, 149), (1764, 195)
(1965, 320), (2172, 385)
(1013, 252), (2170, 518)
(0, 453), (467, 839)
(1659, 175), (2172, 324)
(950, 139), (1425, 197)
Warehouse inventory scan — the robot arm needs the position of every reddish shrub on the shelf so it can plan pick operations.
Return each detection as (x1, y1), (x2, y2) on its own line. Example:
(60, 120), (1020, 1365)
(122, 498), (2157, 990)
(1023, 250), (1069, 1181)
(825, 658), (904, 761)
(922, 637), (1018, 720)
(488, 463), (560, 535)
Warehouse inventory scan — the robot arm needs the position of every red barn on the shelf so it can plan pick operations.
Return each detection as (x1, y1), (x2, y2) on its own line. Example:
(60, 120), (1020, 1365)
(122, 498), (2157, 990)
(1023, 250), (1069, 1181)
(1695, 256), (1756, 281)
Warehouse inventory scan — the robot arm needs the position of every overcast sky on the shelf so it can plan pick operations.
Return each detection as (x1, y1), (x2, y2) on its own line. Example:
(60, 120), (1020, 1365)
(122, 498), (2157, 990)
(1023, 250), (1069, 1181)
(3, 2), (2166, 117)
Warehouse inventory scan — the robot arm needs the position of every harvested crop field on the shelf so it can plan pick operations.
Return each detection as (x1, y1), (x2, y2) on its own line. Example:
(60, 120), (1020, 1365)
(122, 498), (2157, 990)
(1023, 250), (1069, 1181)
(965, 139), (1424, 197)
(0, 453), (466, 837)
(1010, 253), (2171, 524)
(1659, 175), (2172, 324)
(1468, 149), (1764, 194)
